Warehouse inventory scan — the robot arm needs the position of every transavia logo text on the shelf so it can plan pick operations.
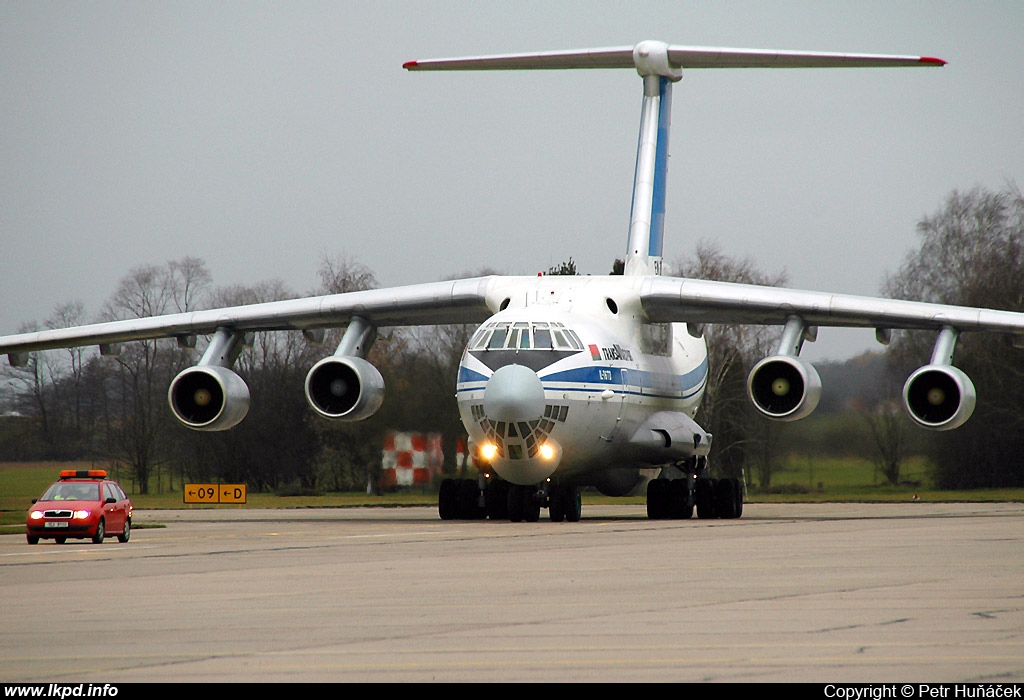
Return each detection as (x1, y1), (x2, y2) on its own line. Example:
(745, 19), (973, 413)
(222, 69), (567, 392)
(599, 344), (633, 362)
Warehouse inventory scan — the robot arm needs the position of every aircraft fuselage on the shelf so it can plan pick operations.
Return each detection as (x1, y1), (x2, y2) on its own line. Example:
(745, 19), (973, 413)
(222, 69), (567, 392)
(456, 276), (709, 494)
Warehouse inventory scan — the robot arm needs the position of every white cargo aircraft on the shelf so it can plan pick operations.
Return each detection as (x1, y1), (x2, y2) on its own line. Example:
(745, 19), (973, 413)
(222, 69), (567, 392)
(4, 41), (1023, 523)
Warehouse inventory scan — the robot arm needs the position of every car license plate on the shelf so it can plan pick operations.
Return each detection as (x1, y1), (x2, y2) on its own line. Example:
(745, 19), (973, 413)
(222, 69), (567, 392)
(44, 522), (69, 528)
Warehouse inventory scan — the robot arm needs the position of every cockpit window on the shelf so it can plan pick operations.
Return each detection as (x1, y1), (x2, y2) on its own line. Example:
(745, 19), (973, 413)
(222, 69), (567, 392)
(533, 328), (552, 349)
(469, 329), (490, 350)
(516, 323), (531, 349)
(487, 324), (510, 350)
(473, 321), (584, 352)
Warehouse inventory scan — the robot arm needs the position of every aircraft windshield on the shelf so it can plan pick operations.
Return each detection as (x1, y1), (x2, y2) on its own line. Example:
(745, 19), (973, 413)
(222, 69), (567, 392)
(470, 322), (583, 351)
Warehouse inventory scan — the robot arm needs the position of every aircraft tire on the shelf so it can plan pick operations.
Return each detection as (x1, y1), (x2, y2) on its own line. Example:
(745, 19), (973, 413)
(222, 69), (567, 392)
(668, 479), (694, 519)
(714, 477), (743, 519)
(458, 479), (484, 519)
(524, 487), (541, 522)
(646, 479), (669, 519)
(549, 485), (566, 522)
(507, 485), (525, 522)
(438, 478), (460, 520)
(485, 480), (510, 520)
(695, 478), (717, 519)
(564, 485), (582, 522)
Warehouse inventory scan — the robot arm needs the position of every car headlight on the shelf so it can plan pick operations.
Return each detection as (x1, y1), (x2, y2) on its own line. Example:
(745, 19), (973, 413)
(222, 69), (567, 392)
(73, 510), (91, 520)
(29, 511), (43, 520)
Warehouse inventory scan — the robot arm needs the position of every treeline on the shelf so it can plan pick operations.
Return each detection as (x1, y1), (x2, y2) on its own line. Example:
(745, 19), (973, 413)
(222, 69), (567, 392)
(0, 255), (472, 494)
(668, 184), (1024, 490)
(3, 185), (1022, 492)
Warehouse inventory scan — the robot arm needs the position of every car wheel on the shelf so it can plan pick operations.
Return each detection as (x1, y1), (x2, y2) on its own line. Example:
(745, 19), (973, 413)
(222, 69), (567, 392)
(117, 518), (131, 543)
(92, 518), (105, 544)
(26, 535), (39, 545)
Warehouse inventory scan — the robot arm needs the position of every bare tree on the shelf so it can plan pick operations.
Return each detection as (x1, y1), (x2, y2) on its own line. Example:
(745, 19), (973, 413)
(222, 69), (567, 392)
(100, 259), (210, 493)
(672, 240), (789, 488)
(883, 185), (1024, 488)
(859, 399), (908, 486)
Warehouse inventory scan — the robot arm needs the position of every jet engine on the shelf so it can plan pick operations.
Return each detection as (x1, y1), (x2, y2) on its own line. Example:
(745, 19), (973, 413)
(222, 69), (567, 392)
(168, 365), (251, 431)
(903, 364), (976, 431)
(305, 355), (385, 421)
(747, 355), (822, 421)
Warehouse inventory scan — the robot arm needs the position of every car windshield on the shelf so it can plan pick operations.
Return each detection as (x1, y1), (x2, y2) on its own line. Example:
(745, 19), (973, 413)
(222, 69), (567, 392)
(40, 482), (100, 502)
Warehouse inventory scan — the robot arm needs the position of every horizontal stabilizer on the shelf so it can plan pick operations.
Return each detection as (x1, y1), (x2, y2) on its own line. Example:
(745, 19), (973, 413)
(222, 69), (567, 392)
(404, 42), (946, 74)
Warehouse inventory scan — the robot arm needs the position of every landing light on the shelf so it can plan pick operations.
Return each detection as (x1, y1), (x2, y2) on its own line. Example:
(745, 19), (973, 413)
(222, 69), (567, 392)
(480, 442), (498, 461)
(538, 442), (556, 460)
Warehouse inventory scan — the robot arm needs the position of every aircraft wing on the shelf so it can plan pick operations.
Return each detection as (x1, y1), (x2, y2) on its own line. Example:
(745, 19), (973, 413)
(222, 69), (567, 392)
(0, 277), (495, 361)
(639, 276), (1024, 340)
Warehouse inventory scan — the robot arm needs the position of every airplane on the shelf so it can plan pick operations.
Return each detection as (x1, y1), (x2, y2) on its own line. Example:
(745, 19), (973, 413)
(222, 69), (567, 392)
(3, 40), (1024, 523)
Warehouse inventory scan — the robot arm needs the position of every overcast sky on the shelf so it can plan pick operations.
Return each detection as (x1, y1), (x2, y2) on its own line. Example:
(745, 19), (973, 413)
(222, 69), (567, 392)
(2, 1), (1021, 362)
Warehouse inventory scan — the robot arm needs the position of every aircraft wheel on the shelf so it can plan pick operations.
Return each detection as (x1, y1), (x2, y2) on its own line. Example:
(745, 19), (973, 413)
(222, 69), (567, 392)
(564, 485), (582, 522)
(695, 478), (717, 519)
(485, 479), (509, 520)
(646, 479), (669, 519)
(715, 477), (743, 519)
(458, 478), (484, 519)
(507, 485), (525, 522)
(438, 478), (460, 520)
(523, 486), (541, 522)
(549, 486), (565, 522)
(668, 479), (694, 519)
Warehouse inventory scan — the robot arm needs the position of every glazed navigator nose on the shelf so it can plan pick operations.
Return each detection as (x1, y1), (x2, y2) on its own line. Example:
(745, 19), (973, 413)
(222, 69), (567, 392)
(483, 364), (544, 421)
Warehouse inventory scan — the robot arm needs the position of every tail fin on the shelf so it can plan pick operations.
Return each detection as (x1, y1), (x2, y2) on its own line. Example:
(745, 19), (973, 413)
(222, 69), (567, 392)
(405, 41), (944, 277)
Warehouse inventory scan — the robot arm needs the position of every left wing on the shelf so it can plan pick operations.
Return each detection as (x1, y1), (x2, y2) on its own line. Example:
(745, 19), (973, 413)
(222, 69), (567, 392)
(640, 276), (1024, 337)
(640, 275), (1024, 431)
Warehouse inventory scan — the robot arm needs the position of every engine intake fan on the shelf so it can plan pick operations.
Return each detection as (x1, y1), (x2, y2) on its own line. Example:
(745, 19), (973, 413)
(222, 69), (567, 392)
(305, 355), (385, 421)
(168, 365), (250, 431)
(903, 364), (976, 431)
(747, 355), (822, 421)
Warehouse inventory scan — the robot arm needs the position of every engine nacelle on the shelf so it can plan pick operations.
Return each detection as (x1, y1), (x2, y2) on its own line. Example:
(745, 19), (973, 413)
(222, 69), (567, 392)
(903, 364), (976, 431)
(168, 365), (250, 431)
(747, 355), (822, 421)
(305, 355), (385, 421)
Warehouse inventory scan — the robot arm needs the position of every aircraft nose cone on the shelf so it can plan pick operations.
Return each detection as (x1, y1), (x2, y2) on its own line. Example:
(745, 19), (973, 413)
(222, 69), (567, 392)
(483, 364), (544, 421)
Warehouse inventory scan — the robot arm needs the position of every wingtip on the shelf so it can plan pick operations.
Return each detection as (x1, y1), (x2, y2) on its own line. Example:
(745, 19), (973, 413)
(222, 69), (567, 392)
(919, 56), (947, 66)
(402, 60), (419, 70)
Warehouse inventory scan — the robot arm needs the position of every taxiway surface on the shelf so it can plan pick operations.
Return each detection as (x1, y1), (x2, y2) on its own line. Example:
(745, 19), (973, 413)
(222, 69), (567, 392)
(2, 502), (1022, 683)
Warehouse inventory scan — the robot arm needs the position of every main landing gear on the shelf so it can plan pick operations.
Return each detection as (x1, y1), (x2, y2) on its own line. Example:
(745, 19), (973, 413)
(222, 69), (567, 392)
(438, 477), (581, 523)
(646, 460), (743, 520)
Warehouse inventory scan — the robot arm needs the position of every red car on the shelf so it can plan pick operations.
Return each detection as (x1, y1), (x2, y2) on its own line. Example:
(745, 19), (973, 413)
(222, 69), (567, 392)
(26, 470), (133, 545)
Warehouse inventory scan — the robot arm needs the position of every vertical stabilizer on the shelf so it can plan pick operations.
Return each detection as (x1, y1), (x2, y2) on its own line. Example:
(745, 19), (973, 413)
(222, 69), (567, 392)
(624, 42), (682, 276)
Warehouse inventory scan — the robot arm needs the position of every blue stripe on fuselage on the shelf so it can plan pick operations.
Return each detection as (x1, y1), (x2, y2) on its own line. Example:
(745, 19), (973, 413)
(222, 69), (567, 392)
(457, 355), (708, 401)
